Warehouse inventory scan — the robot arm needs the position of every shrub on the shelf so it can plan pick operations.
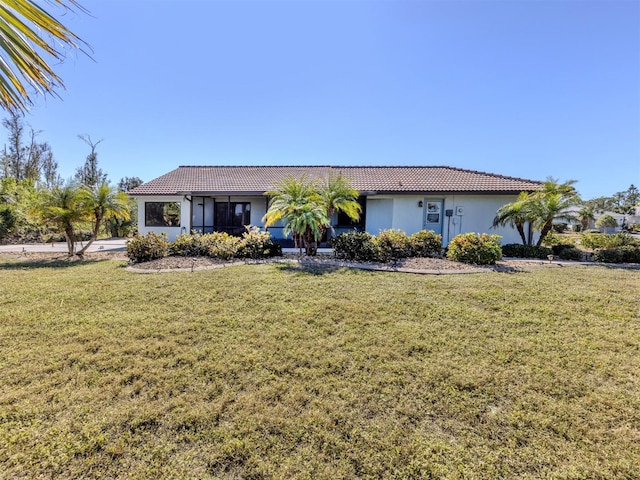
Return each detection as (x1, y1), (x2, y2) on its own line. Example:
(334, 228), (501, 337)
(595, 214), (618, 230)
(126, 232), (169, 263)
(501, 243), (553, 259)
(332, 231), (377, 262)
(580, 232), (638, 250)
(373, 229), (412, 262)
(551, 243), (577, 255)
(236, 227), (282, 259)
(169, 232), (208, 257)
(573, 224), (582, 232)
(409, 230), (443, 257)
(200, 232), (241, 260)
(552, 223), (568, 233)
(592, 245), (640, 264)
(558, 247), (584, 261)
(447, 233), (502, 265)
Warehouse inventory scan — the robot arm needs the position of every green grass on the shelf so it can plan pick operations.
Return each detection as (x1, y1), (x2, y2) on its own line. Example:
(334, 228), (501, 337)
(0, 259), (638, 479)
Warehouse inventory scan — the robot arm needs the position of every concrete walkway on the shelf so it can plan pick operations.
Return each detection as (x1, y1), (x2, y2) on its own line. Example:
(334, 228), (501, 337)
(0, 238), (128, 253)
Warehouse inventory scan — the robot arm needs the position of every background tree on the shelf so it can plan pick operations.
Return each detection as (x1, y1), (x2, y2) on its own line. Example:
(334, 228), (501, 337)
(577, 204), (596, 230)
(0, 0), (88, 112)
(118, 176), (143, 192)
(74, 135), (107, 187)
(0, 110), (58, 184)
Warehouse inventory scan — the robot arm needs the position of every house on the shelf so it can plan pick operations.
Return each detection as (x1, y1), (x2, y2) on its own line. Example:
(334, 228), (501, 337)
(128, 165), (542, 246)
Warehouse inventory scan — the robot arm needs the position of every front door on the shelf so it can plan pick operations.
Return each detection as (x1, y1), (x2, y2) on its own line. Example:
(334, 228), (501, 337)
(423, 199), (443, 235)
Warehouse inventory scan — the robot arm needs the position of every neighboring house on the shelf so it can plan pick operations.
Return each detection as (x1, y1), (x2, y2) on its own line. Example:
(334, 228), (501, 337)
(128, 165), (542, 246)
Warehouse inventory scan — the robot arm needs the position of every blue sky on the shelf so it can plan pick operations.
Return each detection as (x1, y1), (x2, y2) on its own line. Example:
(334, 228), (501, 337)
(9, 0), (640, 199)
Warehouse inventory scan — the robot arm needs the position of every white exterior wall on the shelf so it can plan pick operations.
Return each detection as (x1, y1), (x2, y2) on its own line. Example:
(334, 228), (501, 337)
(363, 194), (527, 246)
(136, 196), (190, 242)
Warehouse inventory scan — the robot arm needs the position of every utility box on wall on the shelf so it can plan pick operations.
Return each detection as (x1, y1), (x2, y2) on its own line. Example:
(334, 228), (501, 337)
(455, 206), (465, 216)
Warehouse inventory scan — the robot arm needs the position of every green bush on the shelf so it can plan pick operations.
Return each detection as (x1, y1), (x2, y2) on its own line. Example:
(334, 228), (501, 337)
(552, 243), (577, 255)
(332, 231), (377, 262)
(552, 223), (568, 233)
(558, 247), (584, 261)
(595, 214), (618, 229)
(373, 229), (412, 262)
(236, 227), (282, 259)
(200, 232), (241, 260)
(592, 245), (640, 264)
(0, 206), (16, 240)
(580, 232), (638, 250)
(409, 230), (443, 257)
(447, 233), (502, 265)
(501, 243), (553, 259)
(126, 232), (169, 263)
(169, 232), (208, 257)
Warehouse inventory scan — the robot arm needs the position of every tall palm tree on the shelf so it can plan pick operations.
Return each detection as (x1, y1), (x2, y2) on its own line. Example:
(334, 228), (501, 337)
(577, 204), (596, 230)
(39, 182), (87, 255)
(75, 182), (130, 256)
(0, 0), (88, 112)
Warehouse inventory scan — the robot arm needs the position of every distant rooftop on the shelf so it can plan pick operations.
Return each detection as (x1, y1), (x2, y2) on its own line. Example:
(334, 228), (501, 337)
(129, 165), (541, 195)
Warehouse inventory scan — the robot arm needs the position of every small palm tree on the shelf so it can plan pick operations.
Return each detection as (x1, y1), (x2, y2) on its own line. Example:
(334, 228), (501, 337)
(529, 178), (580, 246)
(76, 182), (130, 256)
(492, 192), (535, 245)
(319, 171), (361, 238)
(263, 175), (329, 255)
(577, 204), (595, 230)
(0, 0), (88, 112)
(39, 182), (87, 255)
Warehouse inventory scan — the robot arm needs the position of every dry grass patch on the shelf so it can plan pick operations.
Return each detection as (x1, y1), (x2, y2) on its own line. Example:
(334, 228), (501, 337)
(0, 258), (638, 479)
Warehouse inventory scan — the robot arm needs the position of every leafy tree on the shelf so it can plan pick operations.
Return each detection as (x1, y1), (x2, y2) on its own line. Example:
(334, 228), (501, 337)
(610, 184), (639, 216)
(0, 0), (88, 112)
(1, 110), (56, 183)
(595, 214), (618, 230)
(74, 135), (107, 187)
(117, 176), (143, 192)
(76, 182), (129, 255)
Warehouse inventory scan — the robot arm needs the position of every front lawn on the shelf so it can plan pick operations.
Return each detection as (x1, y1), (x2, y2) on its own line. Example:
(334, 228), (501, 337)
(0, 259), (638, 479)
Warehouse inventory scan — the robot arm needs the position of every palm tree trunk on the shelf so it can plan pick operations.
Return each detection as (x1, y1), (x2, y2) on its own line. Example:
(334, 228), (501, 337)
(64, 224), (76, 256)
(536, 220), (553, 247)
(76, 213), (102, 256)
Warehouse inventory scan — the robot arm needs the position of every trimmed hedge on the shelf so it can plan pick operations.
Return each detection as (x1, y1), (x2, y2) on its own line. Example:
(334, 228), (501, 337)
(592, 245), (640, 264)
(446, 233), (502, 265)
(501, 243), (553, 259)
(580, 232), (638, 250)
(333, 229), (443, 263)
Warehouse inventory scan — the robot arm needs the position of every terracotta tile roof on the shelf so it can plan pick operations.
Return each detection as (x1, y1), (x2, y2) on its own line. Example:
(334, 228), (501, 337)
(128, 165), (541, 195)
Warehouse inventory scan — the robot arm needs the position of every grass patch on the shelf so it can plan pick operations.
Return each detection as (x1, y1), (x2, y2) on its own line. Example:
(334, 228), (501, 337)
(0, 259), (638, 478)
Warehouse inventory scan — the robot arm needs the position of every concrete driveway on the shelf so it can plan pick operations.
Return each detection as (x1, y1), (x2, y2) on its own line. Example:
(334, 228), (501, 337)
(0, 238), (128, 253)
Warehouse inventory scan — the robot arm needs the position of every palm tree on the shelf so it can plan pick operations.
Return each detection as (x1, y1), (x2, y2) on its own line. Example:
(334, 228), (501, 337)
(0, 0), (88, 112)
(319, 171), (361, 237)
(263, 175), (329, 255)
(577, 204), (596, 230)
(492, 192), (535, 245)
(39, 182), (87, 255)
(529, 178), (581, 246)
(76, 182), (130, 256)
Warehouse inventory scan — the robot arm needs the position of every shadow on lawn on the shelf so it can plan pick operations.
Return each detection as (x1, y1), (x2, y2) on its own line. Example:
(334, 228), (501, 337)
(274, 262), (350, 276)
(0, 256), (123, 270)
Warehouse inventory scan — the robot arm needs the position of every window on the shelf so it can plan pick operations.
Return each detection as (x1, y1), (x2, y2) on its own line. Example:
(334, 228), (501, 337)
(336, 196), (366, 229)
(145, 202), (181, 227)
(214, 202), (251, 235)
